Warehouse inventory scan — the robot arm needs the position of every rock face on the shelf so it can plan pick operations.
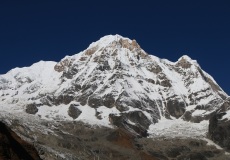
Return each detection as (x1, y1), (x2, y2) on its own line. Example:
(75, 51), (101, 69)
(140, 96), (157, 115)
(138, 138), (229, 160)
(68, 104), (82, 119)
(2, 112), (228, 160)
(109, 112), (150, 137)
(26, 103), (38, 114)
(0, 121), (41, 160)
(166, 99), (186, 118)
(208, 99), (230, 151)
(209, 113), (229, 148)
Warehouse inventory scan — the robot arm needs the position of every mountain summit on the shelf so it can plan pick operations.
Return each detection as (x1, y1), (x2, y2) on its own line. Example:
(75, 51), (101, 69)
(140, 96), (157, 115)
(0, 35), (229, 159)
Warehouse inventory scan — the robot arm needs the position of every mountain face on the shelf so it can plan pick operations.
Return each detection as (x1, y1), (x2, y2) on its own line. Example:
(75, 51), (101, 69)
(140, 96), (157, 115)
(208, 99), (230, 151)
(0, 35), (227, 128)
(0, 35), (229, 159)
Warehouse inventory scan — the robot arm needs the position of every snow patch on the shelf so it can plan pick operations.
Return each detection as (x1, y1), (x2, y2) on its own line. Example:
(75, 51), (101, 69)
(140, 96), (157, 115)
(148, 119), (209, 138)
(222, 110), (230, 120)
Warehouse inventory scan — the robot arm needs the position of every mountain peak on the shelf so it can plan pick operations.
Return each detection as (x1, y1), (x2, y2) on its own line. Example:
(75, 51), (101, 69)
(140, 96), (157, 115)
(179, 55), (193, 61)
(176, 55), (198, 69)
(87, 34), (140, 52)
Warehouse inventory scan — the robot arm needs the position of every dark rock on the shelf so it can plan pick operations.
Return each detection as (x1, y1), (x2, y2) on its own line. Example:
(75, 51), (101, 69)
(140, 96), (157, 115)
(39, 97), (52, 106)
(191, 116), (204, 123)
(115, 93), (133, 111)
(74, 84), (82, 91)
(98, 61), (111, 71)
(79, 56), (87, 61)
(85, 46), (98, 55)
(166, 146), (190, 158)
(201, 151), (215, 158)
(25, 103), (38, 114)
(106, 129), (135, 149)
(147, 64), (162, 74)
(147, 78), (155, 84)
(62, 64), (78, 79)
(109, 114), (149, 137)
(54, 59), (70, 72)
(182, 111), (192, 121)
(176, 57), (192, 68)
(148, 151), (169, 160)
(81, 84), (92, 92)
(40, 94), (75, 106)
(0, 121), (41, 160)
(166, 99), (186, 118)
(204, 98), (224, 111)
(177, 152), (207, 160)
(160, 79), (172, 88)
(115, 104), (129, 112)
(68, 104), (82, 119)
(118, 38), (140, 51)
(218, 100), (230, 112)
(109, 111), (151, 137)
(125, 111), (151, 129)
(62, 95), (74, 105)
(77, 92), (92, 106)
(95, 111), (102, 120)
(53, 94), (74, 105)
(195, 104), (205, 110)
(116, 98), (142, 111)
(189, 141), (204, 147)
(102, 94), (115, 108)
(88, 96), (103, 108)
(208, 112), (230, 150)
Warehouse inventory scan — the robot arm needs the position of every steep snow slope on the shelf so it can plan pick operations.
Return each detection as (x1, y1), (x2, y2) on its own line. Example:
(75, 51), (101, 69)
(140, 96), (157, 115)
(0, 35), (228, 136)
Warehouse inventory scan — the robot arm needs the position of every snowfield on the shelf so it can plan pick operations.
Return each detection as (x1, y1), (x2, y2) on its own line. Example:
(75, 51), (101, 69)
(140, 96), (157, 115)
(148, 118), (209, 139)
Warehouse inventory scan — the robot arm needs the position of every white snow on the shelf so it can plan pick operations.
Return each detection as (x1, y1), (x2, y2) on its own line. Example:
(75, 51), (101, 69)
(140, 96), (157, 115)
(148, 119), (209, 138)
(177, 55), (198, 64)
(222, 110), (230, 120)
(87, 34), (131, 50)
(203, 138), (224, 150)
(37, 104), (70, 120)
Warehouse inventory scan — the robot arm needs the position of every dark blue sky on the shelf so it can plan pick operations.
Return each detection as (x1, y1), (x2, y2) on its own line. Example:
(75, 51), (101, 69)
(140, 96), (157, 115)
(0, 1), (230, 94)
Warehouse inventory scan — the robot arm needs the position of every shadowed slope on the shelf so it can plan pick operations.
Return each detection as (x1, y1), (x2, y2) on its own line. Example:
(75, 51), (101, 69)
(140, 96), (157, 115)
(0, 121), (41, 160)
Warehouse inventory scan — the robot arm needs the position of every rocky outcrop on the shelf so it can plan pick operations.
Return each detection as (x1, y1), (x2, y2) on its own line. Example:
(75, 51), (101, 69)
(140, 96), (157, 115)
(2, 114), (228, 160)
(166, 99), (186, 118)
(208, 97), (230, 151)
(68, 104), (82, 119)
(25, 103), (38, 114)
(138, 138), (228, 160)
(85, 46), (98, 56)
(119, 38), (140, 51)
(208, 112), (230, 151)
(109, 112), (150, 137)
(54, 58), (72, 72)
(0, 121), (41, 160)
(176, 56), (192, 69)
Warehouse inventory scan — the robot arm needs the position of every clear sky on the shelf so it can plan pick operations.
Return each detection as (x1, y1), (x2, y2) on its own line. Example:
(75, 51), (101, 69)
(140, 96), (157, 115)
(0, 0), (230, 94)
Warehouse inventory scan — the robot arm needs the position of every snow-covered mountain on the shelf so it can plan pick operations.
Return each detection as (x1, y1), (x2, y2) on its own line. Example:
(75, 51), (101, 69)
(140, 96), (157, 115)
(0, 34), (230, 159)
(0, 35), (228, 132)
